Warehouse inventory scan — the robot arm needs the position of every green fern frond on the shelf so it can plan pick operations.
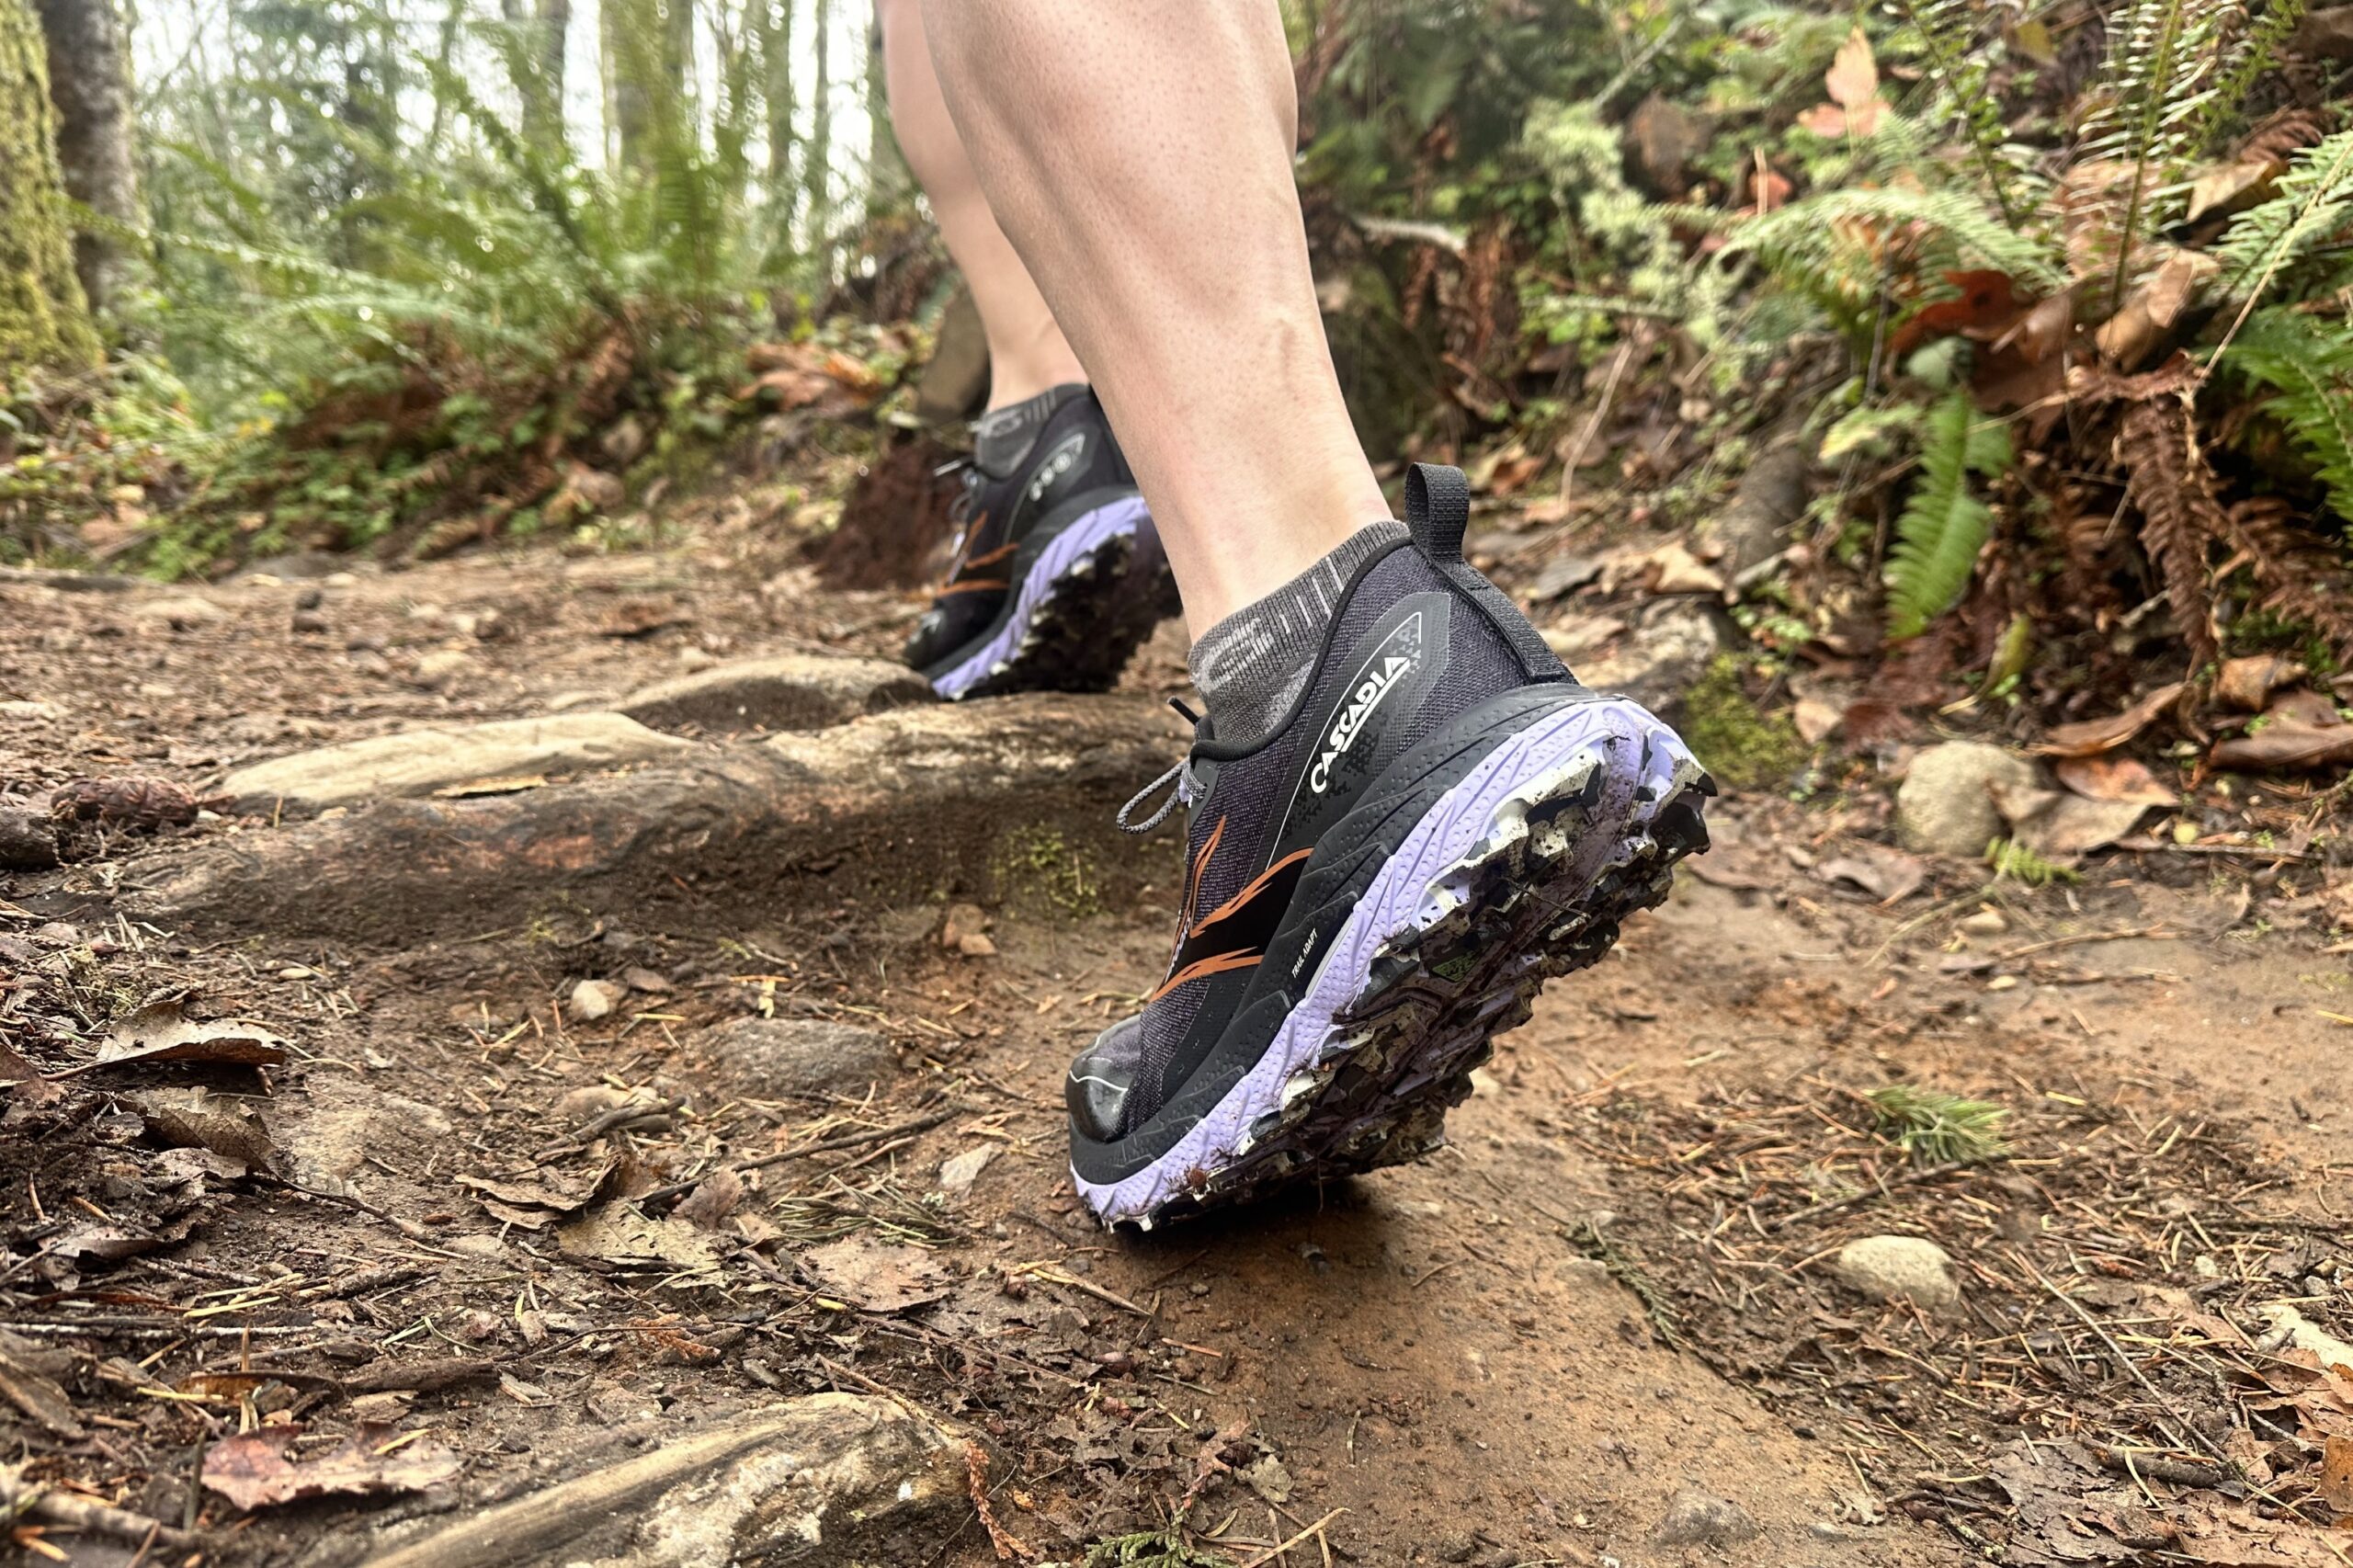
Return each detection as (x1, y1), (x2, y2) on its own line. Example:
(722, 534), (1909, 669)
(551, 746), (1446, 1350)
(1710, 185), (2064, 344)
(1887, 0), (2024, 223)
(2201, 0), (2307, 153)
(1867, 1084), (2013, 1165)
(2213, 129), (2353, 304)
(2219, 307), (2353, 528)
(1084, 1531), (1236, 1568)
(2080, 0), (2231, 305)
(1986, 836), (2080, 885)
(1885, 390), (2013, 639)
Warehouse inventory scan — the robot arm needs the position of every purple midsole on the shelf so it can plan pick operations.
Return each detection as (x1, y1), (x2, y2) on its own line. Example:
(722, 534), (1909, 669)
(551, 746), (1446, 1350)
(929, 494), (1151, 699)
(1072, 696), (1693, 1224)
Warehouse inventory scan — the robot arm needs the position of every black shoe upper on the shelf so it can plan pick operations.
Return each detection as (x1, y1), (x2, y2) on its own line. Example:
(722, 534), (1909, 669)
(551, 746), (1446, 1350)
(1067, 465), (1575, 1145)
(904, 386), (1139, 672)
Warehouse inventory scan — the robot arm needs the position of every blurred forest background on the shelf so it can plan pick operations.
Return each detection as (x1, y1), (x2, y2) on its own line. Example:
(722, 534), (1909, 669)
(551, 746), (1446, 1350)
(3, 0), (2352, 756)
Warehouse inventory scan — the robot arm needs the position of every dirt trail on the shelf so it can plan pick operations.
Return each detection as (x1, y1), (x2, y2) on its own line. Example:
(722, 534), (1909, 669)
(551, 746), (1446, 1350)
(4, 525), (2348, 1567)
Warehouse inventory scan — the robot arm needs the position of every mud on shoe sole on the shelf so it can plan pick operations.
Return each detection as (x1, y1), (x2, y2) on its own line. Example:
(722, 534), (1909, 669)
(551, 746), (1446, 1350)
(1075, 698), (1711, 1228)
(929, 494), (1171, 700)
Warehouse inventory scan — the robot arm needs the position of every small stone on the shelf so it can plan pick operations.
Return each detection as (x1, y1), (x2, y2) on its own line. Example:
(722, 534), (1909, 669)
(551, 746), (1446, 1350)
(1832, 1234), (1963, 1315)
(584, 1381), (661, 1426)
(1655, 1487), (1761, 1546)
(290, 608), (330, 635)
(1958, 907), (2009, 937)
(689, 1017), (896, 1099)
(957, 932), (998, 959)
(444, 1234), (506, 1260)
(1468, 1067), (1502, 1097)
(0, 809), (60, 871)
(622, 966), (673, 994)
(0, 699), (62, 721)
(570, 978), (626, 1022)
(1898, 743), (2041, 858)
(132, 596), (224, 630)
(558, 1085), (632, 1122)
(937, 1146), (996, 1198)
(940, 903), (991, 952)
(410, 649), (473, 691)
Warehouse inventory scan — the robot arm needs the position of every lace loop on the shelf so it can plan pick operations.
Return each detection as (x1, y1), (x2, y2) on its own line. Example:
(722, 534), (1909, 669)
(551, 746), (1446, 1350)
(1116, 757), (1195, 835)
(1115, 696), (1210, 835)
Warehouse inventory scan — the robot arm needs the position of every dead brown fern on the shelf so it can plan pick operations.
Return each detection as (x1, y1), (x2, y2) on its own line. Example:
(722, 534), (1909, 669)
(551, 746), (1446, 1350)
(2117, 395), (2226, 676)
(2218, 495), (2353, 660)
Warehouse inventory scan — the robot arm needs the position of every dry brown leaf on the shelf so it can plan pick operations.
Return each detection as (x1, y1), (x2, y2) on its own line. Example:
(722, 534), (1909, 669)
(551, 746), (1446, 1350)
(2054, 755), (2178, 808)
(72, 1002), (290, 1074)
(1643, 540), (1726, 597)
(2215, 653), (2302, 712)
(134, 1087), (276, 1170)
(1815, 847), (1928, 903)
(1825, 28), (1882, 118)
(555, 1206), (724, 1274)
(2186, 159), (2279, 223)
(2318, 1435), (2353, 1512)
(801, 1233), (949, 1314)
(1993, 781), (2156, 858)
(2211, 698), (2353, 773)
(2039, 683), (2187, 756)
(671, 1167), (745, 1230)
(458, 1159), (620, 1230)
(202, 1424), (460, 1511)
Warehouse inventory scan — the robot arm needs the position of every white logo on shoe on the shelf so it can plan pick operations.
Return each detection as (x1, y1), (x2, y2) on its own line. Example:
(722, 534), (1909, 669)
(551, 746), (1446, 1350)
(1310, 612), (1424, 794)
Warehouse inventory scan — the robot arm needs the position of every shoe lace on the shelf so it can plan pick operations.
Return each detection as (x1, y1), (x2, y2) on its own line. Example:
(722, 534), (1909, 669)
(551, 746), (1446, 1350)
(936, 456), (985, 573)
(1117, 699), (1205, 835)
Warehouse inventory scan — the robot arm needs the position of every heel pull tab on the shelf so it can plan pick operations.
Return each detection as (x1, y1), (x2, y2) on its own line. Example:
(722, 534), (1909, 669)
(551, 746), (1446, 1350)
(1403, 462), (1571, 684)
(1405, 462), (1472, 562)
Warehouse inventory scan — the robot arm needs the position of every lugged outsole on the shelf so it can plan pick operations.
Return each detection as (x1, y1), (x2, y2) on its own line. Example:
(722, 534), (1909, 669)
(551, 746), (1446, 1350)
(1074, 698), (1711, 1228)
(930, 494), (1169, 700)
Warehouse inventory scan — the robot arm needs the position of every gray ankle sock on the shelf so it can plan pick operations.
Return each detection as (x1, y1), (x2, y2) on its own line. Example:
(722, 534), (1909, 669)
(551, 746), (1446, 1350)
(972, 383), (1087, 475)
(1188, 521), (1409, 749)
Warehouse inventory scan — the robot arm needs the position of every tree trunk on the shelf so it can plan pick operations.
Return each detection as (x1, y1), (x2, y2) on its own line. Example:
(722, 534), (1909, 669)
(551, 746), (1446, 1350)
(861, 9), (905, 223)
(603, 0), (688, 175)
(501, 0), (569, 155)
(760, 0), (790, 191)
(805, 0), (831, 271)
(0, 0), (97, 369)
(31, 0), (135, 318)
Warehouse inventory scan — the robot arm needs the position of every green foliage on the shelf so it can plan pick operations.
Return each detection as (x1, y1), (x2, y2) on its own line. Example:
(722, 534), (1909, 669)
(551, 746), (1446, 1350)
(2078, 0), (2231, 304)
(1684, 654), (1809, 787)
(1081, 1531), (1235, 1568)
(1884, 391), (2013, 640)
(2219, 308), (2353, 529)
(1704, 185), (2063, 348)
(1866, 1084), (2011, 1165)
(1986, 837), (2080, 886)
(2213, 130), (2353, 305)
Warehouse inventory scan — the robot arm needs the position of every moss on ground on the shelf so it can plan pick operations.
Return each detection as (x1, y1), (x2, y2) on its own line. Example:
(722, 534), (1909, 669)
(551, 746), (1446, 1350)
(990, 824), (1103, 922)
(1682, 653), (1806, 789)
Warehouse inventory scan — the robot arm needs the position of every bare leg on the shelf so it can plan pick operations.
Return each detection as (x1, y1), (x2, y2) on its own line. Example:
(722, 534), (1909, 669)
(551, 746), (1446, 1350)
(915, 0), (1388, 634)
(875, 0), (1086, 411)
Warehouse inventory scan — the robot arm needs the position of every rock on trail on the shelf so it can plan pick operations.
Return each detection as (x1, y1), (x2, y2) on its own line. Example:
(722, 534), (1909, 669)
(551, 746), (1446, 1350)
(131, 694), (1184, 946)
(617, 653), (933, 734)
(687, 1017), (897, 1100)
(1897, 742), (2040, 858)
(1831, 1234), (1964, 1316)
(336, 1393), (969, 1567)
(218, 714), (692, 815)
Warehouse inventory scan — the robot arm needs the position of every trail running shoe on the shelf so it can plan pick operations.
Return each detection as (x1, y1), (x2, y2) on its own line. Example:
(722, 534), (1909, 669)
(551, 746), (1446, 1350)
(905, 384), (1172, 699)
(1066, 463), (1712, 1228)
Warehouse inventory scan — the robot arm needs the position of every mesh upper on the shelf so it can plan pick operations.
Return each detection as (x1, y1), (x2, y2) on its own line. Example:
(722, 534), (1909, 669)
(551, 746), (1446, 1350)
(1116, 545), (1526, 1131)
